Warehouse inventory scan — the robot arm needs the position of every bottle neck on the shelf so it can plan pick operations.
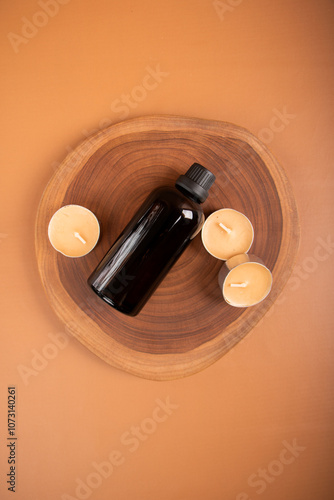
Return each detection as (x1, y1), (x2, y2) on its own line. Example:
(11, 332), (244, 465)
(175, 184), (202, 204)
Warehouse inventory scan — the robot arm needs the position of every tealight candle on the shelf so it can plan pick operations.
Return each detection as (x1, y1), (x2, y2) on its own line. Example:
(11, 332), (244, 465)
(201, 209), (254, 260)
(218, 254), (272, 307)
(48, 205), (100, 257)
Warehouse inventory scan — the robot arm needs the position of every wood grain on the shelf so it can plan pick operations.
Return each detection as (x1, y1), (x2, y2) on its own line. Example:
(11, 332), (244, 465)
(35, 115), (299, 380)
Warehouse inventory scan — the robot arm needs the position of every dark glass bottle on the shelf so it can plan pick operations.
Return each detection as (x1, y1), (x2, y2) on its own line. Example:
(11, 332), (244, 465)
(88, 164), (215, 316)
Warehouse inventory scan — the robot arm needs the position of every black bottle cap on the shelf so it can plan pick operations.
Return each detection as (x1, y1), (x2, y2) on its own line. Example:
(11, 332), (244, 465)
(175, 163), (216, 203)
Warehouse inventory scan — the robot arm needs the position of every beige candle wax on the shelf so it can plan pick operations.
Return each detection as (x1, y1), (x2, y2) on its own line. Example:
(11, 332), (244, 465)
(201, 209), (254, 260)
(48, 205), (100, 257)
(218, 254), (272, 307)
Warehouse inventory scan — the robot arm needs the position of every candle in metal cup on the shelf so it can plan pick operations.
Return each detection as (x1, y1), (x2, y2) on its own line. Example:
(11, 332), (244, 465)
(48, 205), (100, 258)
(201, 208), (254, 260)
(218, 254), (272, 307)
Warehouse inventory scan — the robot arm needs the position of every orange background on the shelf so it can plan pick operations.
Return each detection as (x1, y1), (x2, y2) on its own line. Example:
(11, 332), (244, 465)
(1, 0), (334, 499)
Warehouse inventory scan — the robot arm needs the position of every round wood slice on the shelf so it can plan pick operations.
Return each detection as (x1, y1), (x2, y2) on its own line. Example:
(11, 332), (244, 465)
(35, 115), (300, 380)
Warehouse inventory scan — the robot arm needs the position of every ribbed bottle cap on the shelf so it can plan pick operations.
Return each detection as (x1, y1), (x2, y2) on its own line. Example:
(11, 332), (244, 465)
(175, 163), (216, 203)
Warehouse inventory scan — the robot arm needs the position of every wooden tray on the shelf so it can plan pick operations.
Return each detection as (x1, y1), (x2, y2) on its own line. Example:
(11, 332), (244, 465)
(35, 115), (299, 380)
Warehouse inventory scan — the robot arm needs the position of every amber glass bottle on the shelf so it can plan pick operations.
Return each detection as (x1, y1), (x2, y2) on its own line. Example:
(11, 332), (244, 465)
(88, 164), (215, 316)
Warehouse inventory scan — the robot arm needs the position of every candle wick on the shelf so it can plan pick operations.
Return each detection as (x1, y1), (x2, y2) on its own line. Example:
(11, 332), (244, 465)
(230, 282), (247, 288)
(74, 232), (86, 244)
(219, 222), (232, 234)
